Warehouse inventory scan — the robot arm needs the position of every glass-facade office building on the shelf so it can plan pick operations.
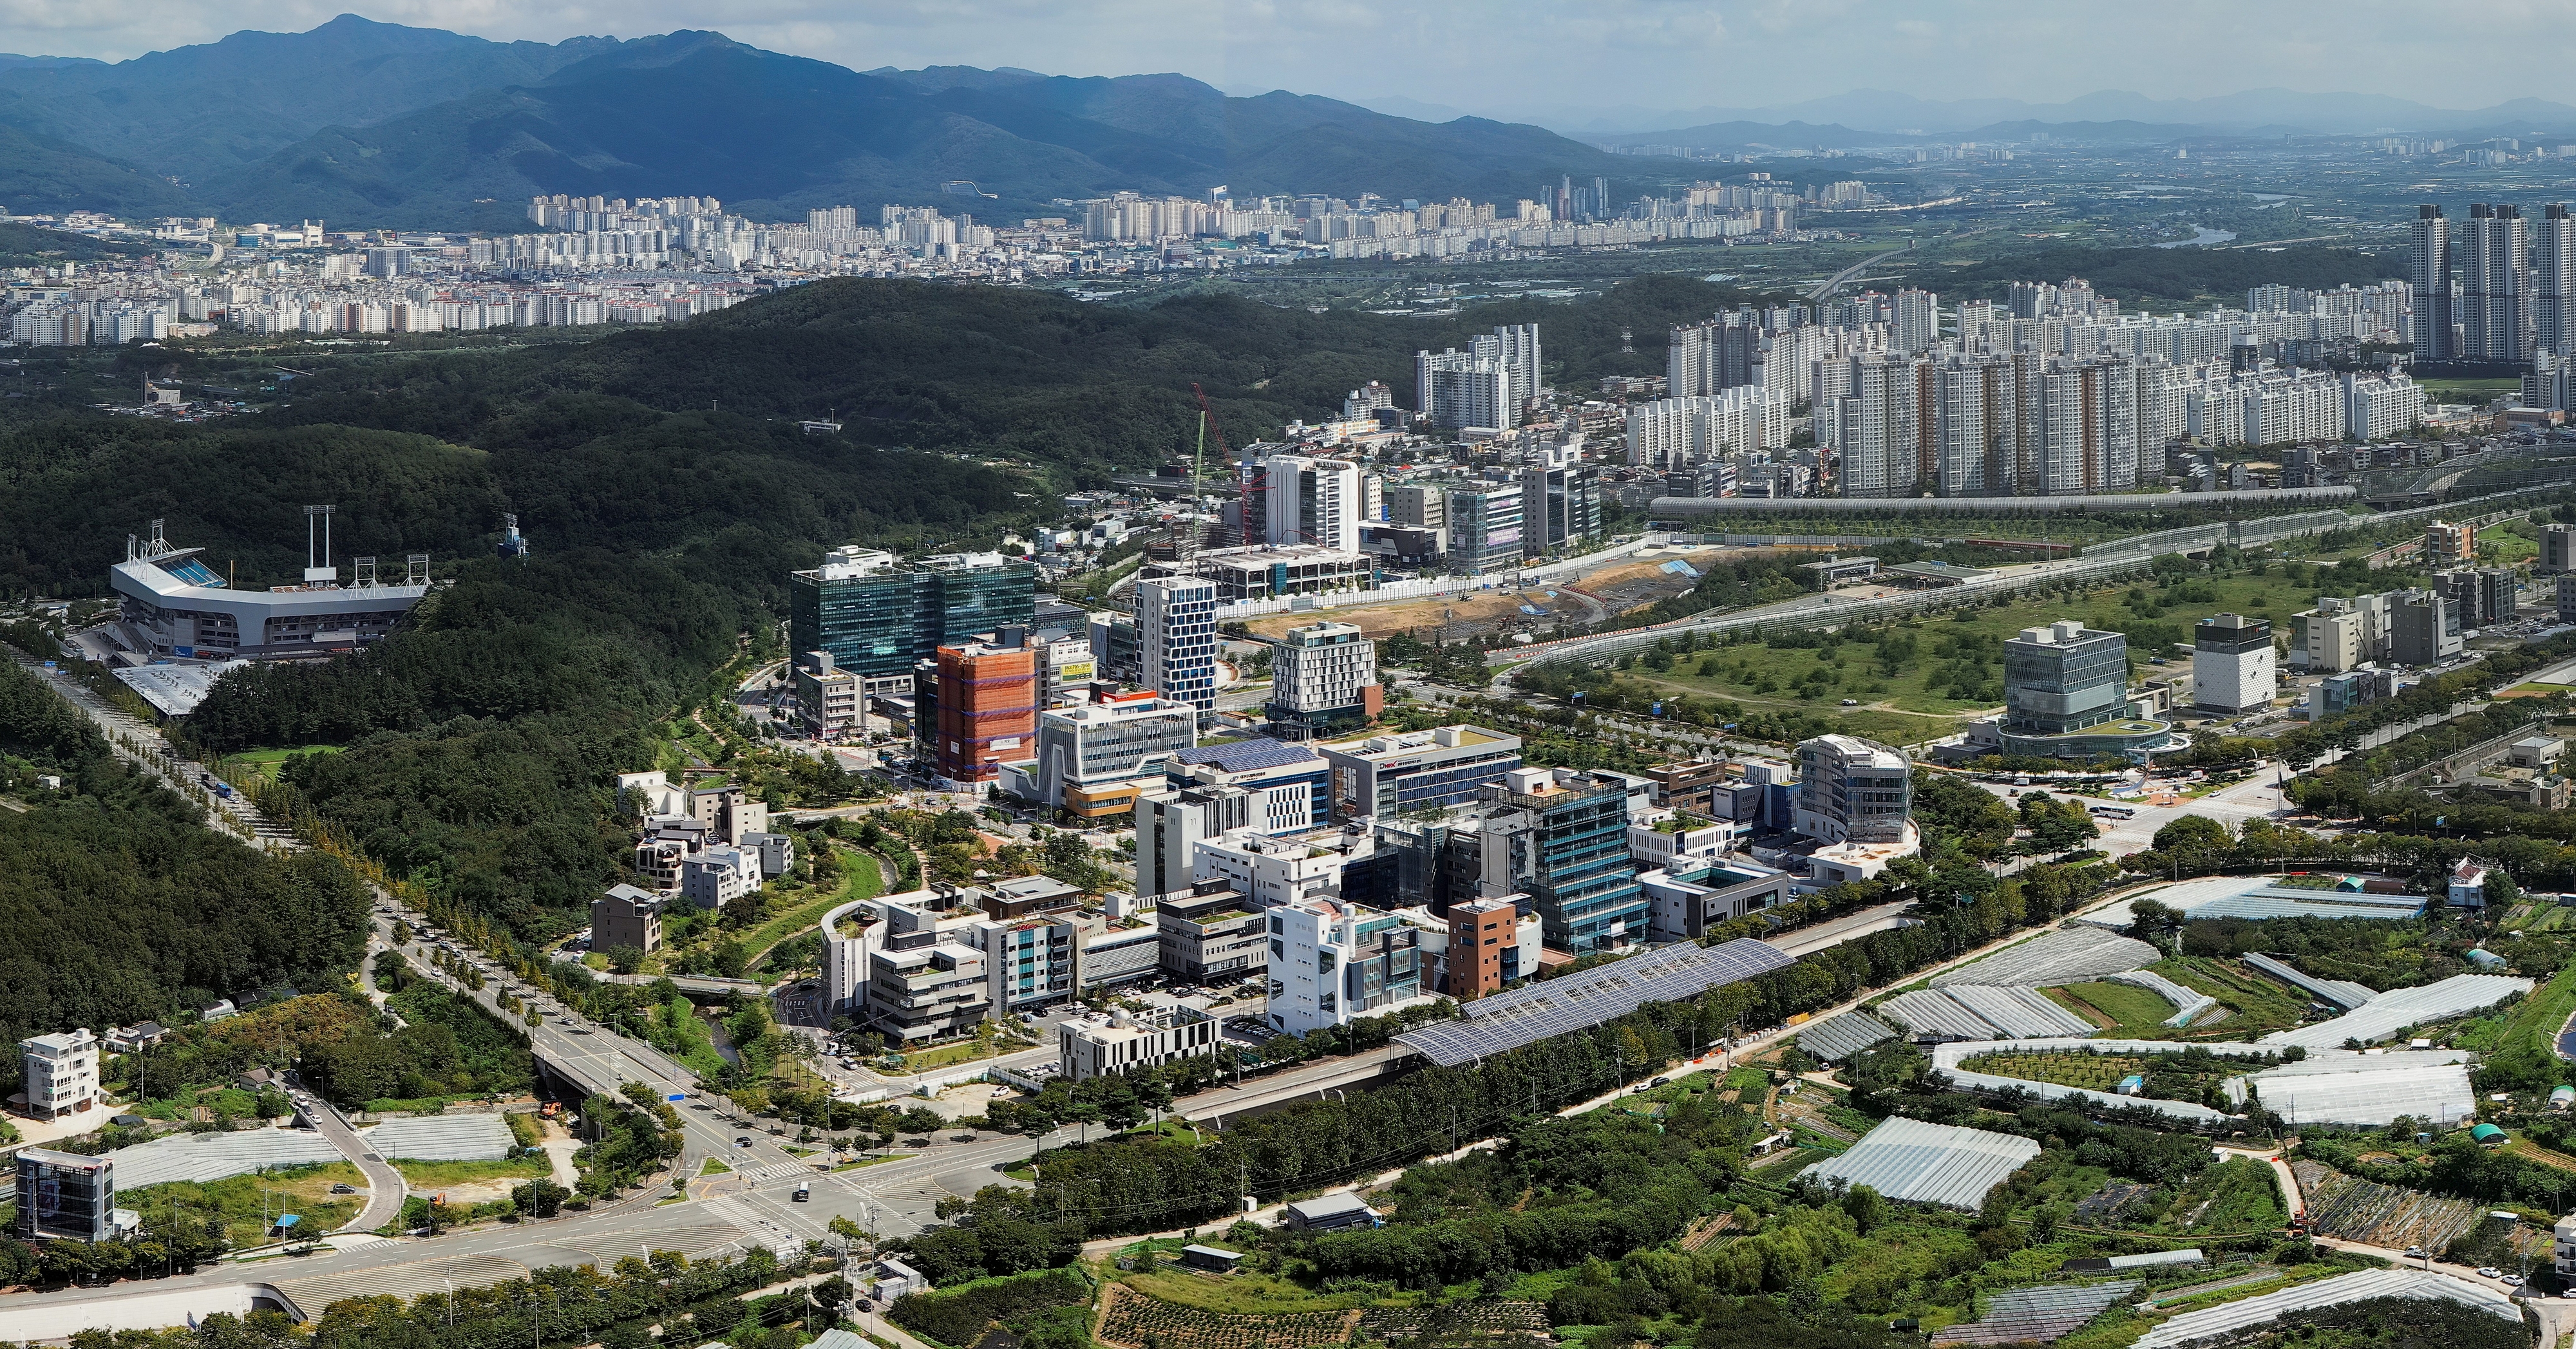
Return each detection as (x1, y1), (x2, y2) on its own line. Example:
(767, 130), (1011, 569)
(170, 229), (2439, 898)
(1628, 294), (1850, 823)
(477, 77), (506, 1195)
(789, 547), (1036, 685)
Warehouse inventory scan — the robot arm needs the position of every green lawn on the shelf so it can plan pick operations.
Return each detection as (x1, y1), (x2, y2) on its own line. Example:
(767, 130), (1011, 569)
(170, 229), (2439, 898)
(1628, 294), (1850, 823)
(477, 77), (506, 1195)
(122, 1162), (368, 1248)
(1606, 567), (2322, 747)
(218, 744), (341, 785)
(2480, 522), (2541, 565)
(2049, 980), (2183, 1034)
(699, 1157), (732, 1176)
(2419, 377), (2521, 406)
(390, 1156), (549, 1187)
(735, 843), (890, 971)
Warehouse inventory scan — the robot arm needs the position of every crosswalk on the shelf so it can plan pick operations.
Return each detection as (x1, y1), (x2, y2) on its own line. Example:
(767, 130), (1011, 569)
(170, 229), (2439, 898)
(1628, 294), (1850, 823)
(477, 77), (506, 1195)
(736, 1161), (811, 1183)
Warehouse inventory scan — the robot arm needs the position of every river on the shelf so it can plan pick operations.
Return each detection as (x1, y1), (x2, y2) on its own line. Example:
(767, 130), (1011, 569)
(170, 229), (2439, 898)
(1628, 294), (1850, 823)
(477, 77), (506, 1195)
(2155, 225), (2239, 249)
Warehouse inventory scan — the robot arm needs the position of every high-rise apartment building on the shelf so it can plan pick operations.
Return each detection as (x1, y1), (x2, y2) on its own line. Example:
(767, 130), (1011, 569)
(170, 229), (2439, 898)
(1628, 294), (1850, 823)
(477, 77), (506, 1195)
(2537, 203), (2576, 356)
(1267, 621), (1381, 737)
(788, 547), (1036, 693)
(2410, 205), (2455, 361)
(1622, 387), (1793, 470)
(1416, 348), (1513, 431)
(2190, 614), (2277, 713)
(1894, 288), (1941, 352)
(2461, 203), (2531, 362)
(1792, 735), (1913, 845)
(1135, 576), (1218, 711)
(1486, 323), (1543, 412)
(1667, 314), (1762, 397)
(1264, 454), (1363, 553)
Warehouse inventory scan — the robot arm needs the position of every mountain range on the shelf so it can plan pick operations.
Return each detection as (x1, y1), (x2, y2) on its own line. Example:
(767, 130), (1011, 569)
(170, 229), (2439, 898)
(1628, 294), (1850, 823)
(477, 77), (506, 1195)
(0, 15), (1682, 229)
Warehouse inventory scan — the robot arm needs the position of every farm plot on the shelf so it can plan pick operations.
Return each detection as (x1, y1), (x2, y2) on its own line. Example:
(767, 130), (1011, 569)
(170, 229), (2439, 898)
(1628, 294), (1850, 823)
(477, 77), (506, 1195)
(1095, 1285), (1359, 1349)
(2291, 1160), (2483, 1253)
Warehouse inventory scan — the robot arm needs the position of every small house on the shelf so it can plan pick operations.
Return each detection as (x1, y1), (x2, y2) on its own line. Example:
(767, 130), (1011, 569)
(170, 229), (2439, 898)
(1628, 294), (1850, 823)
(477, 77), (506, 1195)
(2116, 1075), (2146, 1097)
(1283, 1192), (1381, 1232)
(2449, 860), (2492, 910)
(104, 1022), (166, 1054)
(1179, 1244), (1244, 1273)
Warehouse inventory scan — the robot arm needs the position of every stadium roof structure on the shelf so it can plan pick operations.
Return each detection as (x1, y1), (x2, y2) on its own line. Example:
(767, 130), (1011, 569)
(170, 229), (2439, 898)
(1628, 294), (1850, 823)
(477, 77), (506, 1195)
(1931, 1281), (2141, 1346)
(1395, 938), (1797, 1068)
(1797, 1011), (1899, 1063)
(2128, 1269), (2516, 1349)
(1930, 927), (2158, 988)
(111, 660), (251, 716)
(2256, 974), (2534, 1050)
(1799, 1116), (2041, 1210)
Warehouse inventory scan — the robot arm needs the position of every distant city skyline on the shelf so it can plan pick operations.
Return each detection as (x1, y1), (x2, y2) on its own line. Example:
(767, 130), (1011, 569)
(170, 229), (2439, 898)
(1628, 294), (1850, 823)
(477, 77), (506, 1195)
(16, 3), (2576, 134)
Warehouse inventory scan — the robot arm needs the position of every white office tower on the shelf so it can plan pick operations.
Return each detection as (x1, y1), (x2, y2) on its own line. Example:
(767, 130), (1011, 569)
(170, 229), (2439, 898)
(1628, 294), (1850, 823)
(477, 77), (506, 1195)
(1263, 454), (1363, 552)
(2462, 203), (2531, 362)
(1792, 735), (1913, 845)
(1135, 577), (1218, 711)
(2536, 203), (2576, 356)
(1417, 348), (1513, 431)
(1894, 288), (1940, 352)
(2191, 613), (2277, 713)
(1622, 388), (1792, 471)
(1825, 355), (1931, 499)
(1668, 313), (1761, 397)
(2409, 205), (2455, 361)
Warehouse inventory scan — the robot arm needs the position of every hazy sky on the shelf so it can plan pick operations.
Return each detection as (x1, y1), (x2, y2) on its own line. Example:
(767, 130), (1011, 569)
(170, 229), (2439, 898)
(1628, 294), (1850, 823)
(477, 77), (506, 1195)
(4, 0), (2568, 116)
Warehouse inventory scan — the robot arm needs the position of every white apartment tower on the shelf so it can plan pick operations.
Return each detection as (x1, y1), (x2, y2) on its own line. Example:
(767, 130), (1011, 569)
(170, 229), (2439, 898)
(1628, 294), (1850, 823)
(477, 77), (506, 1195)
(1264, 455), (1363, 553)
(1893, 288), (1941, 353)
(2461, 203), (2530, 363)
(1416, 348), (1513, 431)
(1135, 576), (1218, 711)
(2410, 205), (2455, 361)
(2537, 203), (2576, 357)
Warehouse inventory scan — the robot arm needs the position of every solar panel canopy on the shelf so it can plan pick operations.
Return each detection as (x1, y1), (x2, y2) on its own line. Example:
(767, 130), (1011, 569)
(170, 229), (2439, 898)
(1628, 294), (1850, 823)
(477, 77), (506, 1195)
(1394, 938), (1797, 1067)
(1799, 1116), (2041, 1210)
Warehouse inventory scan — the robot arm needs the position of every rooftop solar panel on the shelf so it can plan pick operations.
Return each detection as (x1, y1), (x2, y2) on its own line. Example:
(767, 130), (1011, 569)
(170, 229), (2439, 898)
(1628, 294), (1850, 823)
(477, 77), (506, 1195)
(1396, 939), (1798, 1067)
(1171, 738), (1318, 771)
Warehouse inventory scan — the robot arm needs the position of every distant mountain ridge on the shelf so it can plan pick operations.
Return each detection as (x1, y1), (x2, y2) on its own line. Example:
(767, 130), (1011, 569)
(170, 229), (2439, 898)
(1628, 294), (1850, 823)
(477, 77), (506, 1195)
(0, 15), (1684, 226)
(1563, 86), (2576, 140)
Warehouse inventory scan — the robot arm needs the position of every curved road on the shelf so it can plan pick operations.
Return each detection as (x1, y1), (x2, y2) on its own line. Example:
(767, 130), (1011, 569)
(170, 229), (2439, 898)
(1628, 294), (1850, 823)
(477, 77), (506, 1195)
(1807, 243), (1912, 303)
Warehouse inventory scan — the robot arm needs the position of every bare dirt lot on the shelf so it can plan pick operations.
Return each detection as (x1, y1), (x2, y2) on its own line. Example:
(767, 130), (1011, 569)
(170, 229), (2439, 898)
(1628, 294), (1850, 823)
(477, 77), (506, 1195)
(1242, 546), (1764, 643)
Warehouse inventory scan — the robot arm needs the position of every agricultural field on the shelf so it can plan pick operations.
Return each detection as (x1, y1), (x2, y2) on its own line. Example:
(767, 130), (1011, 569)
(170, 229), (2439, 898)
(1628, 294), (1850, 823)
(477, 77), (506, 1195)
(217, 744), (339, 785)
(1605, 564), (2330, 749)
(2048, 981), (2186, 1035)
(2150, 957), (2313, 1037)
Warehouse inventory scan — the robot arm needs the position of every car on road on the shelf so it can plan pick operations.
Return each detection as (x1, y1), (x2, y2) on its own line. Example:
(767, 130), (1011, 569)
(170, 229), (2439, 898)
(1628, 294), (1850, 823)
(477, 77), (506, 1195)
(735, 1136), (753, 1147)
(2406, 1246), (2425, 1258)
(2504, 1274), (2525, 1286)
(2479, 1266), (2503, 1278)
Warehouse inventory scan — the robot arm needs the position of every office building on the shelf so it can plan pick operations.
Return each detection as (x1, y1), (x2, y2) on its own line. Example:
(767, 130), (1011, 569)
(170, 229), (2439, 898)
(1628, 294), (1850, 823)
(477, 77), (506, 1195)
(1267, 621), (1381, 737)
(1642, 857), (1794, 943)
(1481, 766), (1645, 956)
(2537, 203), (2576, 356)
(2391, 590), (2465, 665)
(1026, 693), (1197, 818)
(788, 547), (1036, 694)
(2000, 621), (2170, 757)
(1059, 1005), (1219, 1081)
(2560, 573), (2576, 624)
(1520, 460), (1601, 556)
(1168, 737), (1332, 828)
(1444, 483), (1526, 574)
(1264, 455), (1363, 552)
(791, 650), (861, 740)
(2191, 614), (2277, 713)
(1385, 485), (1446, 529)
(927, 633), (1038, 789)
(1416, 348), (1513, 431)
(1157, 883), (1269, 985)
(1264, 898), (1428, 1035)
(14, 1148), (113, 1242)
(2543, 523), (2576, 574)
(2461, 203), (2530, 362)
(15, 1030), (97, 1122)
(2305, 594), (2393, 671)
(1194, 824), (1377, 911)
(2441, 568), (2519, 628)
(2425, 520), (2474, 567)
(1792, 735), (1913, 845)
(1135, 576), (1218, 711)
(1136, 784), (1255, 900)
(1320, 724), (1524, 821)
(1444, 896), (1531, 1002)
(2410, 205), (2455, 361)
(591, 883), (664, 956)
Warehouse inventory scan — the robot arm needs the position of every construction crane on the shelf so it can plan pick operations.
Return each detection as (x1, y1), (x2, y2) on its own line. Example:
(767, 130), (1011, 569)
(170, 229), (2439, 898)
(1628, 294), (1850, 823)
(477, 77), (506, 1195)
(1189, 382), (1258, 549)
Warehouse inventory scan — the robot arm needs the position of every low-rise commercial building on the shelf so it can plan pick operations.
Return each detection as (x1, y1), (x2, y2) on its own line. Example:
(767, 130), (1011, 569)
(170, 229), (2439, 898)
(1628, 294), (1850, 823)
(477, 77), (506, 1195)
(791, 650), (862, 740)
(1320, 724), (1522, 821)
(14, 1148), (113, 1241)
(1157, 884), (1268, 985)
(1059, 1006), (1219, 1081)
(591, 884), (665, 956)
(1265, 898), (1430, 1035)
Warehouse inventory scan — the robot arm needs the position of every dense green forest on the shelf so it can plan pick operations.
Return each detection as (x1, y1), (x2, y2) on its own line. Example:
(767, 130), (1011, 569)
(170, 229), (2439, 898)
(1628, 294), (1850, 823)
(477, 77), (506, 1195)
(0, 659), (370, 1098)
